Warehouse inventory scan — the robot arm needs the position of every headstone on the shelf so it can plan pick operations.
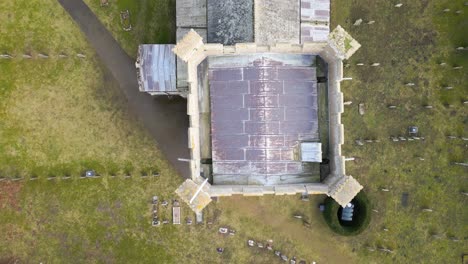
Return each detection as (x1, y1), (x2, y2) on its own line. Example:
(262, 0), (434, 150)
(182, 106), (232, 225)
(371, 63), (380, 66)
(0, 54), (13, 59)
(401, 192), (409, 207)
(453, 66), (463, 69)
(353, 19), (363, 26)
(388, 105), (397, 109)
(59, 53), (68, 58)
(77, 53), (86, 58)
(443, 8), (450, 12)
(395, 3), (403, 7)
(443, 86), (453, 90)
(356, 62), (364, 66)
(355, 139), (364, 146)
(439, 62), (447, 66)
(22, 54), (32, 59)
(367, 20), (375, 25)
(405, 82), (415, 86)
(344, 101), (353, 105)
(38, 53), (49, 58)
(359, 103), (365, 115)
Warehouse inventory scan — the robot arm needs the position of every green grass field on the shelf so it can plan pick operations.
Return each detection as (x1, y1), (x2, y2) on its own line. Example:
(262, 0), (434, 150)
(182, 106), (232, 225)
(0, 0), (466, 263)
(83, 0), (176, 57)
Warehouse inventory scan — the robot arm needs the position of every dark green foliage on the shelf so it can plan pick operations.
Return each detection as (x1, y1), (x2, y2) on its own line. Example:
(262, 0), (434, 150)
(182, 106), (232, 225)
(323, 192), (371, 236)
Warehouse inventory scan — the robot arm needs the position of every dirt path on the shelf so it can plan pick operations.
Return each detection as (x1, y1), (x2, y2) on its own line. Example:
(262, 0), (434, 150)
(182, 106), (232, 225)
(57, 0), (190, 178)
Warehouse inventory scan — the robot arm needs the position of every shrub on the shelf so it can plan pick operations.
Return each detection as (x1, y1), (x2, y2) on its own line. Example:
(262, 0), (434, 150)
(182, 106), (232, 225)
(322, 191), (371, 236)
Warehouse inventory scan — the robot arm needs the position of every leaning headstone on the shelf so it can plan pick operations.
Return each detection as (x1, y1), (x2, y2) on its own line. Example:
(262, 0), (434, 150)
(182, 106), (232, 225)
(355, 139), (364, 146)
(353, 19), (363, 26)
(0, 54), (13, 59)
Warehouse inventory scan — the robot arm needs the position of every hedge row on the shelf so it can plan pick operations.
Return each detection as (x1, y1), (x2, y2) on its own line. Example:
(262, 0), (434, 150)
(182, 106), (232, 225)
(322, 191), (371, 236)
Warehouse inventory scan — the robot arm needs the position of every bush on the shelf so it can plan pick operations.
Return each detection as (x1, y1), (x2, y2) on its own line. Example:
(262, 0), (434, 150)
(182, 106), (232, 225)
(322, 191), (371, 236)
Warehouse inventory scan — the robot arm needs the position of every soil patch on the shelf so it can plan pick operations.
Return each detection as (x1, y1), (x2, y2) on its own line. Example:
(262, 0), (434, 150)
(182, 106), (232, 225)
(0, 182), (23, 211)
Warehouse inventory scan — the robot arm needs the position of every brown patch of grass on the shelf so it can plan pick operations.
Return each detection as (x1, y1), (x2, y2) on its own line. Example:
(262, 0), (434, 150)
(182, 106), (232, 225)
(0, 182), (23, 210)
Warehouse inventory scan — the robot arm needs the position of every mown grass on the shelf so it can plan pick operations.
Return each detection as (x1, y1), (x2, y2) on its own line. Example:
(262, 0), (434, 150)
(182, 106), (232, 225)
(0, 0), (167, 179)
(333, 0), (467, 263)
(83, 0), (176, 57)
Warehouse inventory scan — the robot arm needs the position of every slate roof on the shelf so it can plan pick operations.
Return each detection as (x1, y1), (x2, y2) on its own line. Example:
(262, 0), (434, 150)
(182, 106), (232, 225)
(209, 56), (319, 185)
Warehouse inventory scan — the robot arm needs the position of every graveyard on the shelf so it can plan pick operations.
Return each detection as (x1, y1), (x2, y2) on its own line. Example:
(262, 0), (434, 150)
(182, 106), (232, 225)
(0, 0), (466, 263)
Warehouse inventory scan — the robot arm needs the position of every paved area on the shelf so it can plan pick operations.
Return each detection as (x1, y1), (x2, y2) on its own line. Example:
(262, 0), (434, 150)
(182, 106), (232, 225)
(58, 0), (190, 178)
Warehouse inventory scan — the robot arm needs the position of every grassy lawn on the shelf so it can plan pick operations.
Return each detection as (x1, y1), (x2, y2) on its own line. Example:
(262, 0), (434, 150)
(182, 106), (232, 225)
(0, 0), (466, 263)
(333, 0), (467, 263)
(82, 0), (176, 57)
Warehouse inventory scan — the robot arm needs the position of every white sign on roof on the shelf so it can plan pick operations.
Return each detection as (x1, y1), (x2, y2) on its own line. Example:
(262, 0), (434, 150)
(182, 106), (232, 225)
(300, 142), (322, 162)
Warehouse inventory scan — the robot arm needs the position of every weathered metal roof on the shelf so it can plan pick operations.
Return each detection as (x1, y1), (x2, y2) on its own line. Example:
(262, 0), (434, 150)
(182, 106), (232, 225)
(207, 0), (254, 45)
(300, 0), (330, 43)
(209, 55), (319, 185)
(136, 45), (176, 92)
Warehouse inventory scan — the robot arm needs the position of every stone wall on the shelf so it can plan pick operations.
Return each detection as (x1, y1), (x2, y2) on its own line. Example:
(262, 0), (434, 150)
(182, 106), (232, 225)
(172, 27), (362, 210)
